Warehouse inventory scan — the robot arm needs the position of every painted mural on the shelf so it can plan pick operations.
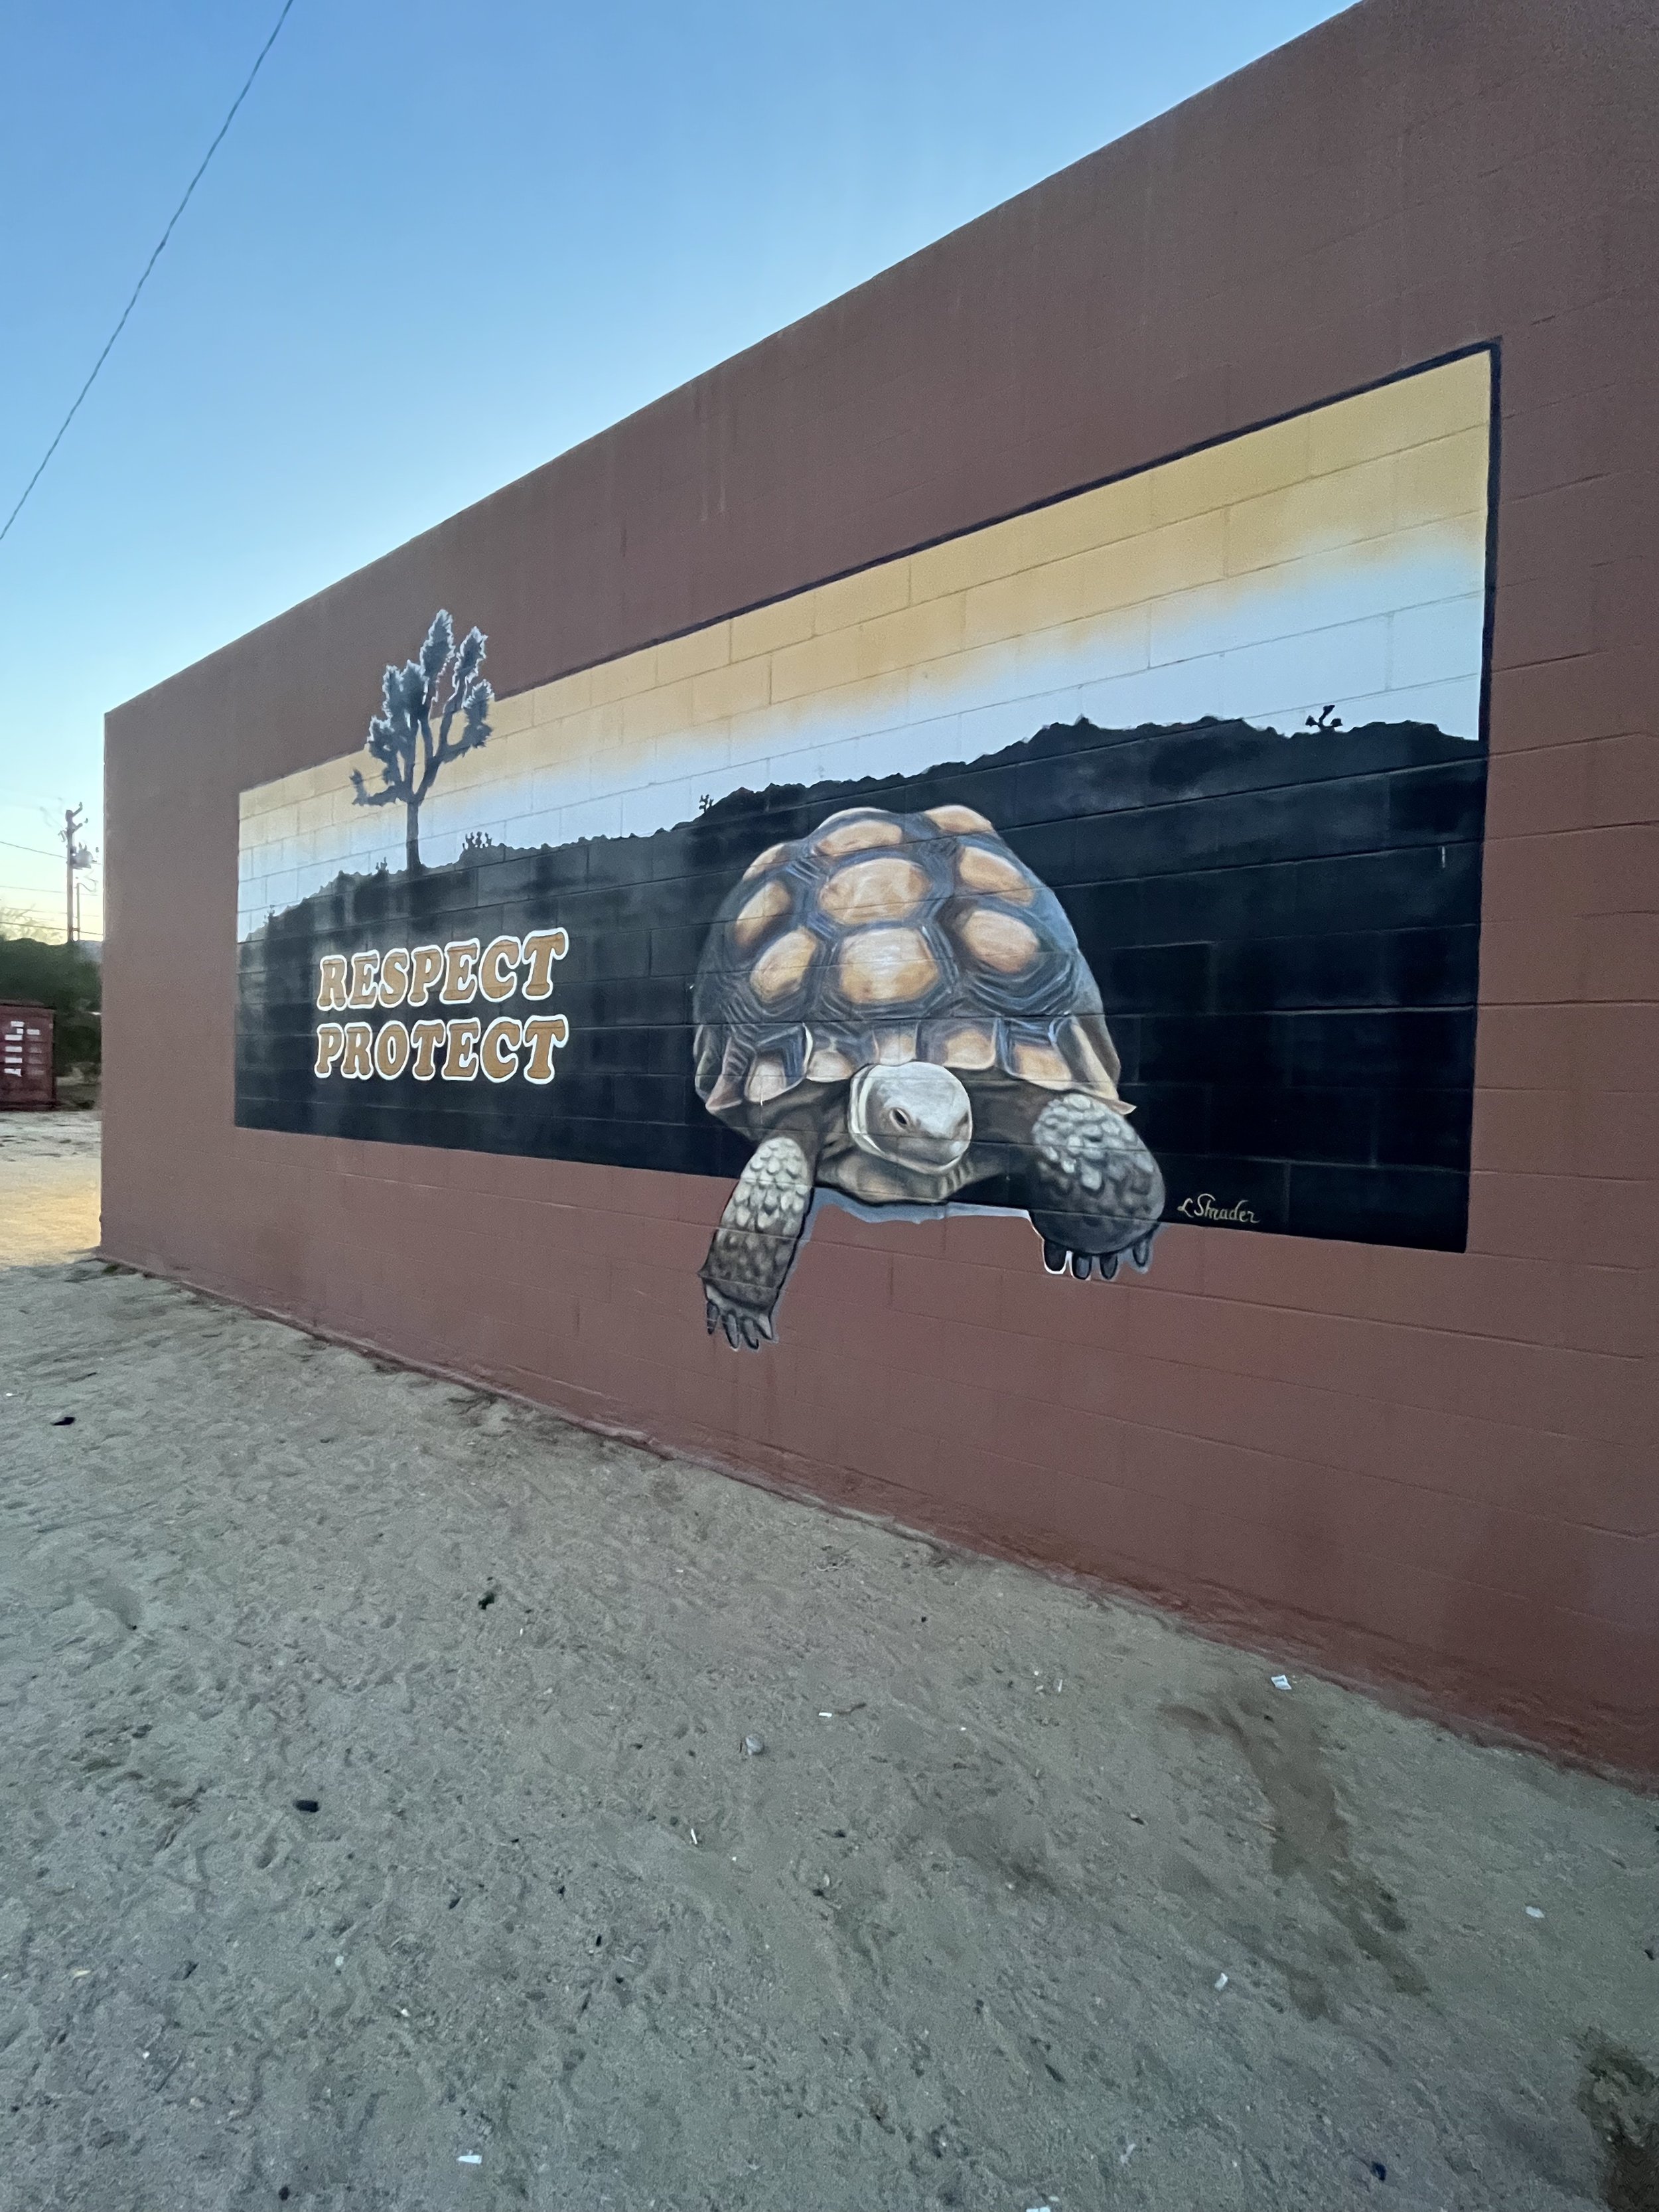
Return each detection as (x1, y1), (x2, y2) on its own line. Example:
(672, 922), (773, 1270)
(692, 802), (1164, 1343)
(238, 347), (1495, 1334)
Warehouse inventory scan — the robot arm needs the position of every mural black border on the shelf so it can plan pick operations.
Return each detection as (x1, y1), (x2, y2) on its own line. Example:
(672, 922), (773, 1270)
(240, 344), (1501, 1258)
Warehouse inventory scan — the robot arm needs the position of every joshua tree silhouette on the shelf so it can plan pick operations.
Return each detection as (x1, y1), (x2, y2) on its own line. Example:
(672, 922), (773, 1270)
(351, 611), (493, 871)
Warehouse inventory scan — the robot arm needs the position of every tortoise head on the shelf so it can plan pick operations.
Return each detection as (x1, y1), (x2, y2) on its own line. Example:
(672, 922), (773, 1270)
(847, 1062), (972, 1172)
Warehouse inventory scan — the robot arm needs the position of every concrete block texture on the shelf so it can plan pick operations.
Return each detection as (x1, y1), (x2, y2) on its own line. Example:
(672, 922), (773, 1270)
(106, 0), (1658, 1773)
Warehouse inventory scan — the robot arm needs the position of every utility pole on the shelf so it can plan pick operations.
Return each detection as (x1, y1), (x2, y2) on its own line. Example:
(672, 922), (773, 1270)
(61, 806), (92, 944)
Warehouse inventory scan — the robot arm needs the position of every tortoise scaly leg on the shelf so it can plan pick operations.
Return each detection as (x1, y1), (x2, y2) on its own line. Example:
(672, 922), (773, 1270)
(1025, 1092), (1165, 1282)
(701, 1134), (817, 1349)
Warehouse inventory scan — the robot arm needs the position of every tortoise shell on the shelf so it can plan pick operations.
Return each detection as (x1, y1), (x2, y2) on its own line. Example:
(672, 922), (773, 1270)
(692, 803), (1125, 1125)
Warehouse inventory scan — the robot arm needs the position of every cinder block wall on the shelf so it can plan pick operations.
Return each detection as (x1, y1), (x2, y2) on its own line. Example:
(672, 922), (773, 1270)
(104, 0), (1658, 1773)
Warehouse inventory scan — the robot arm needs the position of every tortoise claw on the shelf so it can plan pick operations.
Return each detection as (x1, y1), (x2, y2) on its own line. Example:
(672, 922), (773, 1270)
(1043, 1243), (1134, 1284)
(705, 1288), (776, 1350)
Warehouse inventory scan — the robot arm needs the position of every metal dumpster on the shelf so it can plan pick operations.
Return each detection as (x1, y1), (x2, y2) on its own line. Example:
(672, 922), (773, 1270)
(0, 1003), (55, 1109)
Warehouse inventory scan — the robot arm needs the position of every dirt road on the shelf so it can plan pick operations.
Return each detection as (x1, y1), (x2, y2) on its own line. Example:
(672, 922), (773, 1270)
(1, 1135), (1654, 2209)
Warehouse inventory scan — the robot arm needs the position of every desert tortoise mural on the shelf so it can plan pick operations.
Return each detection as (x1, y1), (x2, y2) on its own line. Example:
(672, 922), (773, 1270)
(692, 802), (1165, 1347)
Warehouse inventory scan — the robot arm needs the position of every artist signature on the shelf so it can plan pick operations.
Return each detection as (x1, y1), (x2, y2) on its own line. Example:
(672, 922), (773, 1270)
(1177, 1193), (1258, 1225)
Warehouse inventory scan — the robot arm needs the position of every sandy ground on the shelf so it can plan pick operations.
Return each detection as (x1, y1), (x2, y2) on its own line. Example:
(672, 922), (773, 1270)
(0, 1109), (101, 1265)
(1, 1124), (1656, 2212)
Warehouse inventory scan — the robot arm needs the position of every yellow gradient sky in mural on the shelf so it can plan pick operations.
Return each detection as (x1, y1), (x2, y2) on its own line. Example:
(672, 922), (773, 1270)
(240, 351), (1490, 934)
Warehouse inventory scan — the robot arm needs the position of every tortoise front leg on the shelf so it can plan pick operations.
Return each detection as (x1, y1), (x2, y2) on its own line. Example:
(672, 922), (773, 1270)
(1025, 1092), (1165, 1282)
(701, 1134), (817, 1348)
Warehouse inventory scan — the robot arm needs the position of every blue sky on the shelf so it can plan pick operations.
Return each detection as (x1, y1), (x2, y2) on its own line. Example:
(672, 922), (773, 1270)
(0, 0), (1347, 938)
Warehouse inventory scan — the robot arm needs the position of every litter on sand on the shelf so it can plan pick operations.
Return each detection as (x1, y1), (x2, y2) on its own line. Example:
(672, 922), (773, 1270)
(1526, 1905), (1545, 1919)
(743, 1734), (765, 1756)
(1270, 1673), (1291, 1690)
(457, 2152), (482, 2164)
(1214, 1972), (1229, 1989)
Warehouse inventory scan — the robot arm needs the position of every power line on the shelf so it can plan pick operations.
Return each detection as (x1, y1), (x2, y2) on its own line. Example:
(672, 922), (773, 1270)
(0, 0), (297, 547)
(0, 836), (63, 859)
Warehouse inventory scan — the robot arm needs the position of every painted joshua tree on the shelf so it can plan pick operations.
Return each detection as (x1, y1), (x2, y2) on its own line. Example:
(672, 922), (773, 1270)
(350, 610), (493, 871)
(692, 802), (1165, 1347)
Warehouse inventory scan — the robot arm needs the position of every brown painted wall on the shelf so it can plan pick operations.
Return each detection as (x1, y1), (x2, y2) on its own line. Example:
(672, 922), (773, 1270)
(104, 0), (1658, 1773)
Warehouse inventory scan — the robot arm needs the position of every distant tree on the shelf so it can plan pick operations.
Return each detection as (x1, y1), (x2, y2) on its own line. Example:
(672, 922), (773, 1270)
(0, 932), (101, 1074)
(0, 905), (53, 942)
(351, 611), (493, 872)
